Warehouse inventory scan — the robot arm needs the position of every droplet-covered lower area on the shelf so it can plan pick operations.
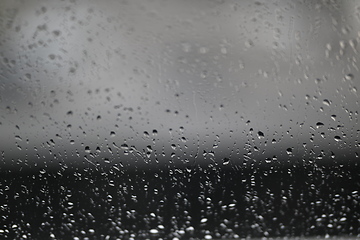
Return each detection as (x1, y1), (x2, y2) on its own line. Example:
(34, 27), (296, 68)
(1, 162), (359, 239)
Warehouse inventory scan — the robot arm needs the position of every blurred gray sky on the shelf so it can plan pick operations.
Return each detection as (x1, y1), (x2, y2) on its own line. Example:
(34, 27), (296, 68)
(0, 0), (359, 170)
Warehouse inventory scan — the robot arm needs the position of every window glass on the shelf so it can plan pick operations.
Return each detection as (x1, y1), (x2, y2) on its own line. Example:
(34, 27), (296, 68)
(0, 0), (359, 239)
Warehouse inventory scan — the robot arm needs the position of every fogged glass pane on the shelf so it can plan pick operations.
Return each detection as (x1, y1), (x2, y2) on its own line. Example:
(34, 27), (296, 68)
(0, 0), (359, 239)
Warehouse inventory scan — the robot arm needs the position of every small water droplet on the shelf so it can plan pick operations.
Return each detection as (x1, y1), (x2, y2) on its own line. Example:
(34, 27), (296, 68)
(120, 143), (128, 150)
(25, 73), (31, 80)
(85, 146), (91, 153)
(150, 229), (158, 234)
(334, 136), (341, 142)
(147, 145), (153, 152)
(152, 129), (158, 136)
(245, 39), (254, 48)
(286, 148), (293, 154)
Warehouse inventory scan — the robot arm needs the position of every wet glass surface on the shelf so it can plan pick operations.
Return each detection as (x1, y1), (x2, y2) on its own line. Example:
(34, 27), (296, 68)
(0, 0), (359, 239)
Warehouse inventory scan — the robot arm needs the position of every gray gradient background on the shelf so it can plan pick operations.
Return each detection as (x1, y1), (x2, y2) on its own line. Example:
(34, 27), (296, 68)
(0, 0), (359, 170)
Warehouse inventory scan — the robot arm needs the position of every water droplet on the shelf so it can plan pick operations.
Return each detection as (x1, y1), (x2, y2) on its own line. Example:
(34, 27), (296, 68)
(334, 136), (341, 142)
(85, 146), (91, 153)
(15, 135), (22, 141)
(201, 70), (207, 79)
(147, 145), (153, 152)
(340, 40), (346, 49)
(350, 86), (357, 94)
(245, 39), (254, 48)
(150, 229), (158, 234)
(120, 143), (129, 150)
(110, 131), (116, 137)
(323, 99), (331, 106)
(316, 122), (324, 128)
(326, 43), (332, 50)
(222, 158), (230, 165)
(108, 147), (113, 154)
(52, 30), (61, 37)
(257, 131), (264, 139)
(345, 73), (354, 80)
(286, 148), (293, 154)
(152, 129), (158, 136)
(25, 73), (31, 80)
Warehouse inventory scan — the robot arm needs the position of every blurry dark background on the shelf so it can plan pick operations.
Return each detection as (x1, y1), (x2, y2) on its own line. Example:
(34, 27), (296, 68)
(0, 0), (359, 238)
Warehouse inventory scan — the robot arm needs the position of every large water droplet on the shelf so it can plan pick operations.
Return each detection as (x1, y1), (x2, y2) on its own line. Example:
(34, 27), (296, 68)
(257, 131), (264, 139)
(334, 136), (342, 142)
(222, 158), (230, 165)
(345, 73), (354, 80)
